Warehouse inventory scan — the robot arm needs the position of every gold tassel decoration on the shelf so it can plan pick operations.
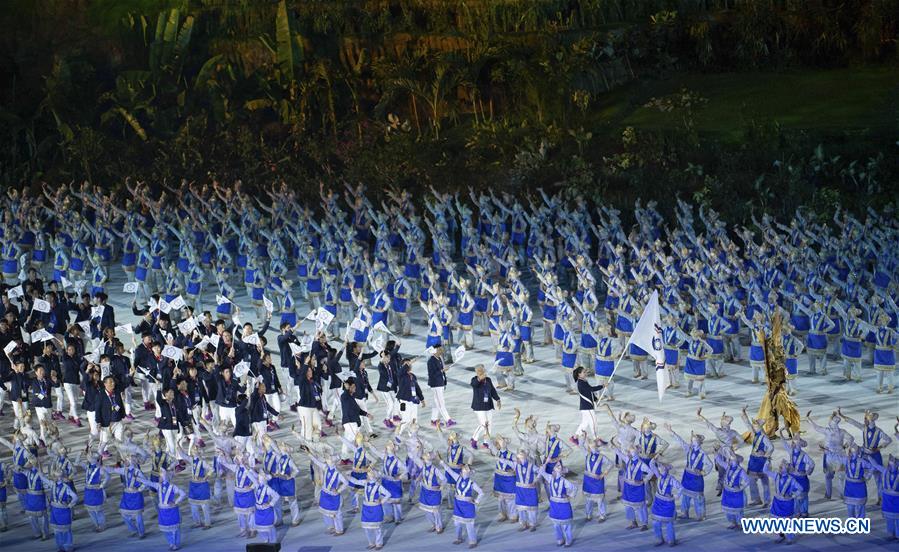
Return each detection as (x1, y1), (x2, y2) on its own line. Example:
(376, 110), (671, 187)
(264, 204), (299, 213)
(752, 311), (801, 437)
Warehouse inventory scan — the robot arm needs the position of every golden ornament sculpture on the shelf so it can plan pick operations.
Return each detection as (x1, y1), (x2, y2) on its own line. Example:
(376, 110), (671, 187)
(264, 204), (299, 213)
(752, 311), (801, 437)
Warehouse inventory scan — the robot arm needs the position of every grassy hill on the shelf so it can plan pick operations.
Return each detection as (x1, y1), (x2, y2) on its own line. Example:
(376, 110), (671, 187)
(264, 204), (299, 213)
(597, 66), (899, 140)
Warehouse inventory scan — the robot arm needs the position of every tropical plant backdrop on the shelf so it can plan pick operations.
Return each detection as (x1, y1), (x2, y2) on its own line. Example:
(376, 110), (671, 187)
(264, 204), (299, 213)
(1, 0), (897, 220)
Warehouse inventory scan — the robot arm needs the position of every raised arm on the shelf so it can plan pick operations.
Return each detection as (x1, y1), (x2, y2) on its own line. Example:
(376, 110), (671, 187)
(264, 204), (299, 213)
(664, 423), (689, 452)
(837, 409), (864, 432)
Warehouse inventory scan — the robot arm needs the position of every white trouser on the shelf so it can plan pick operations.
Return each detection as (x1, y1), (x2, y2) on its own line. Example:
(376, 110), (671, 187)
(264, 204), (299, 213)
(472, 410), (493, 442)
(252, 421), (267, 446)
(312, 408), (322, 436)
(84, 409), (99, 440)
(99, 421), (124, 451)
(54, 387), (64, 412)
(298, 406), (315, 440)
(379, 391), (398, 419)
(161, 428), (178, 456)
(34, 406), (52, 440)
(63, 383), (80, 419)
(575, 410), (597, 439)
(341, 423), (360, 459)
(234, 435), (254, 456)
(399, 400), (418, 435)
(122, 387), (133, 416)
(140, 379), (153, 403)
(323, 386), (340, 417)
(356, 398), (374, 433)
(218, 406), (236, 429)
(12, 400), (27, 430)
(430, 387), (451, 423)
(265, 393), (280, 421)
(178, 411), (199, 451)
(394, 313), (411, 335)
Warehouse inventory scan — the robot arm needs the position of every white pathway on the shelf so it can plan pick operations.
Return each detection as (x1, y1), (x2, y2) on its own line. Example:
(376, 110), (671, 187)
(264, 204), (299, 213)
(2, 265), (897, 552)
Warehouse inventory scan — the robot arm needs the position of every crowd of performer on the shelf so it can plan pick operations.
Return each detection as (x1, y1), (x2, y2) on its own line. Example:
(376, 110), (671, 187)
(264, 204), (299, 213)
(0, 182), (897, 551)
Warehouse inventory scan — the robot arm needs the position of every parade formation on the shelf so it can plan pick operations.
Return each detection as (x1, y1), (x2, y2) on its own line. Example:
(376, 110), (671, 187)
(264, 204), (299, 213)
(0, 181), (897, 551)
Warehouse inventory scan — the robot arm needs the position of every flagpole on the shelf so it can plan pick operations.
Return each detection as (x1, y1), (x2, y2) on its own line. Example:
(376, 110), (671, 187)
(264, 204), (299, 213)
(596, 346), (628, 404)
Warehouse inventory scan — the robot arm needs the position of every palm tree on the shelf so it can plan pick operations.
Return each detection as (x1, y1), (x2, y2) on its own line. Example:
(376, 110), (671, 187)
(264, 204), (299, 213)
(419, 54), (463, 139)
(372, 50), (428, 138)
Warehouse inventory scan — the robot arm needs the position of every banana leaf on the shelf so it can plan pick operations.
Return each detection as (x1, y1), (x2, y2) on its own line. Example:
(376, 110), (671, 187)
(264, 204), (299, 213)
(276, 0), (297, 83)
(195, 54), (224, 91)
(101, 107), (148, 141)
(172, 15), (194, 78)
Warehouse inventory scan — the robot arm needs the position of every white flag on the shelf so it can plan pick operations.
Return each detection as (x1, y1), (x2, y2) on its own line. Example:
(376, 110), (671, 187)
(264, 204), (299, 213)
(30, 329), (55, 342)
(91, 305), (106, 320)
(177, 317), (198, 335)
(115, 323), (134, 334)
(4, 341), (18, 354)
(299, 335), (314, 353)
(288, 342), (303, 357)
(77, 320), (92, 333)
(195, 335), (209, 349)
(626, 290), (668, 401)
(316, 309), (335, 326)
(370, 334), (387, 353)
(72, 280), (87, 292)
(208, 334), (220, 349)
(233, 360), (251, 378)
(453, 345), (466, 363)
(372, 320), (391, 334)
(6, 285), (24, 299)
(242, 333), (260, 346)
(215, 294), (231, 306)
(262, 295), (274, 314)
(123, 282), (139, 293)
(350, 317), (367, 331)
(169, 296), (186, 311)
(158, 299), (172, 314)
(32, 298), (51, 313)
(162, 345), (183, 361)
(61, 276), (73, 289)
